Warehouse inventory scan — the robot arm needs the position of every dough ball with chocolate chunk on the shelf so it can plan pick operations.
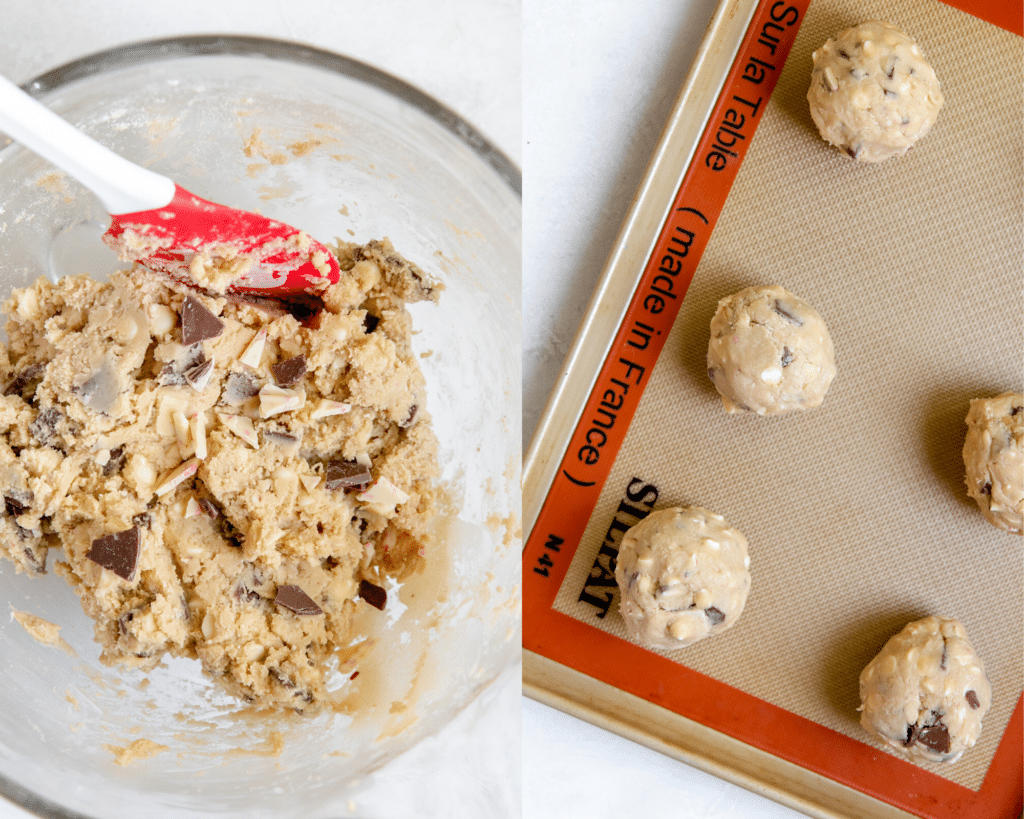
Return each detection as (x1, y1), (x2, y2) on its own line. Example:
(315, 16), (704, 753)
(859, 616), (991, 764)
(706, 285), (835, 415)
(962, 392), (1023, 535)
(807, 20), (943, 163)
(614, 506), (750, 651)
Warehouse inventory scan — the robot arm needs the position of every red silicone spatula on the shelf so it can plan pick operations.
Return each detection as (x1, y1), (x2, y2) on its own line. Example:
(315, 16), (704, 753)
(0, 73), (340, 295)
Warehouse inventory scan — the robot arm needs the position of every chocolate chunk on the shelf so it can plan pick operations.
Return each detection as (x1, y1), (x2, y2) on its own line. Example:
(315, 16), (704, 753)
(198, 498), (219, 519)
(325, 460), (372, 490)
(838, 49), (850, 59)
(274, 584), (323, 615)
(358, 579), (387, 611)
(966, 690), (980, 709)
(780, 346), (794, 367)
(86, 526), (140, 581)
(363, 313), (380, 333)
(982, 481), (992, 495)
(158, 366), (188, 387)
(131, 512), (152, 529)
(29, 407), (63, 446)
(914, 715), (950, 755)
(707, 367), (716, 380)
(705, 606), (725, 626)
(264, 430), (301, 451)
(883, 89), (897, 99)
(222, 371), (260, 405)
(185, 358), (214, 388)
(76, 360), (120, 414)
(180, 296), (224, 345)
(272, 355), (307, 388)
(103, 445), (127, 477)
(773, 300), (803, 325)
(399, 404), (418, 429)
(118, 609), (135, 638)
(22, 542), (46, 574)
(904, 724), (915, 746)
(1011, 406), (1022, 417)
(4, 494), (29, 518)
(3, 363), (45, 398)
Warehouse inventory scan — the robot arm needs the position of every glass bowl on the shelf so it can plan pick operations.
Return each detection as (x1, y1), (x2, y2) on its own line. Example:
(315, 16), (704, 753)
(0, 37), (520, 819)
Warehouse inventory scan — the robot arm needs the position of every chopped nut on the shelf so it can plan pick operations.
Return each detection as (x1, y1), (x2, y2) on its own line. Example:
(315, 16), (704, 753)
(184, 497), (203, 518)
(154, 458), (199, 497)
(239, 328), (267, 369)
(259, 384), (304, 418)
(218, 413), (259, 448)
(191, 412), (207, 460)
(357, 476), (409, 508)
(310, 399), (351, 419)
(172, 410), (191, 456)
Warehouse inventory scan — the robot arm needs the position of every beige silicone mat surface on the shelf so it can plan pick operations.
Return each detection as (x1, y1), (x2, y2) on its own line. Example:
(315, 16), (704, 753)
(552, 0), (1022, 792)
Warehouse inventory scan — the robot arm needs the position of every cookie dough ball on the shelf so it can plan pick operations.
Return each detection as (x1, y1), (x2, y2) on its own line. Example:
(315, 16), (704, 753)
(706, 285), (835, 415)
(614, 506), (750, 650)
(859, 616), (991, 764)
(963, 392), (1023, 534)
(808, 20), (943, 162)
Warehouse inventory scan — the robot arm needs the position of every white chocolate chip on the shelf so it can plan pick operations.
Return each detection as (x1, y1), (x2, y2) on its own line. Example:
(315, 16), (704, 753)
(355, 452), (372, 468)
(760, 367), (783, 384)
(299, 474), (321, 492)
(154, 457), (199, 497)
(310, 400), (351, 419)
(243, 642), (266, 662)
(259, 384), (304, 418)
(218, 413), (259, 448)
(201, 611), (215, 640)
(239, 328), (267, 370)
(148, 303), (177, 336)
(357, 476), (410, 508)
(272, 466), (298, 496)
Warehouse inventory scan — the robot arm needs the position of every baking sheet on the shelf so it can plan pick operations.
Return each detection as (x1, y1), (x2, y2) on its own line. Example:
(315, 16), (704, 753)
(523, 1), (1022, 817)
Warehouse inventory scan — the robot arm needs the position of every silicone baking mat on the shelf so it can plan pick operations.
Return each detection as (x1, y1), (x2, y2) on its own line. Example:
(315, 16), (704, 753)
(523, 1), (1022, 817)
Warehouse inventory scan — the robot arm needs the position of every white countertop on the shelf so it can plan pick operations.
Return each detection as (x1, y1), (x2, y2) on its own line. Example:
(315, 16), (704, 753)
(523, 1), (806, 817)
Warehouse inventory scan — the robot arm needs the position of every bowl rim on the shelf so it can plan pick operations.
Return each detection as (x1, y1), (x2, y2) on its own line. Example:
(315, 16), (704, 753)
(0, 34), (519, 819)
(20, 33), (522, 199)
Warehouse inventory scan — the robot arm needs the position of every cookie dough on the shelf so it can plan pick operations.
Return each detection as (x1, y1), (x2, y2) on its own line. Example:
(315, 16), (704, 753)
(0, 237), (441, 713)
(614, 506), (750, 650)
(963, 392), (1023, 534)
(807, 21), (943, 162)
(859, 616), (991, 763)
(706, 285), (836, 415)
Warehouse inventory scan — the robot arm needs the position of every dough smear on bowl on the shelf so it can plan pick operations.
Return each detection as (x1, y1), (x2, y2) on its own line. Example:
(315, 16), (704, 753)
(962, 391), (1023, 534)
(807, 20), (943, 163)
(614, 506), (750, 650)
(859, 616), (991, 764)
(706, 285), (835, 415)
(0, 238), (441, 713)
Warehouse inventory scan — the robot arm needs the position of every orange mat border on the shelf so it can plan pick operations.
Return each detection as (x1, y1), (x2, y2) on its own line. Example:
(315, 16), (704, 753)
(523, 2), (1023, 818)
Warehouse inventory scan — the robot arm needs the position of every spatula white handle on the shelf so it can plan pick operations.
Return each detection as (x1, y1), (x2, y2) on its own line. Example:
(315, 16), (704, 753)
(0, 73), (175, 215)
